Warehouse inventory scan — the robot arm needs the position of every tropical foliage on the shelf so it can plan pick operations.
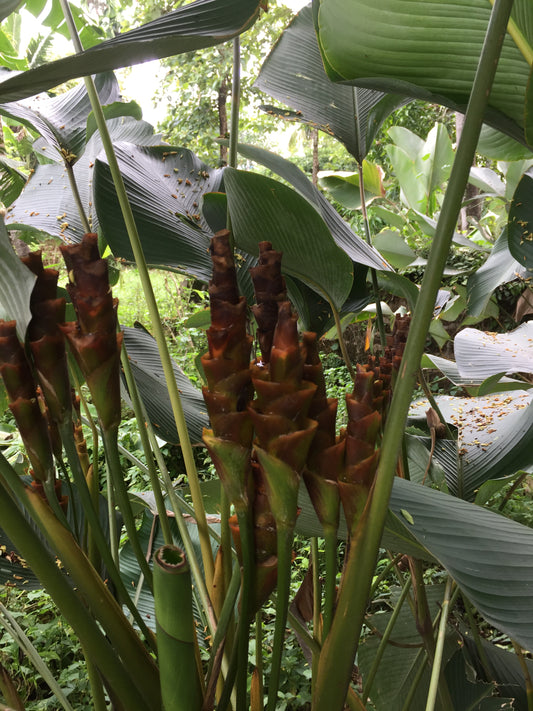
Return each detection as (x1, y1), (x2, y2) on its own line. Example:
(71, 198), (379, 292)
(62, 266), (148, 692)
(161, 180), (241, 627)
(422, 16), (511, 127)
(0, 0), (532, 710)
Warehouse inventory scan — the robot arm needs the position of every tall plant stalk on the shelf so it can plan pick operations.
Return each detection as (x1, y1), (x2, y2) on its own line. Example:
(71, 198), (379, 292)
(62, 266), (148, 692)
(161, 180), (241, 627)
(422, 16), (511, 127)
(0, 469), (158, 711)
(312, 1), (515, 708)
(425, 577), (454, 711)
(58, 0), (215, 588)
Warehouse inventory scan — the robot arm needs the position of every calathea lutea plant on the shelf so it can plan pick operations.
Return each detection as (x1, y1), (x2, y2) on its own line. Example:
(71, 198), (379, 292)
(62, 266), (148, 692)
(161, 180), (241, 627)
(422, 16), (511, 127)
(0, 0), (533, 709)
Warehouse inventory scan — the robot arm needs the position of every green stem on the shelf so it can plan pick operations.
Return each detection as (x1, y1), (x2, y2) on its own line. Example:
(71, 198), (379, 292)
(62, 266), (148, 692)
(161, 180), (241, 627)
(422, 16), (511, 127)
(146, 421), (218, 639)
(461, 594), (492, 680)
(369, 553), (403, 599)
(58, 422), (153, 641)
(409, 559), (453, 709)
(0, 602), (75, 711)
(287, 608), (321, 657)
(255, 611), (265, 711)
(512, 639), (533, 711)
(400, 647), (428, 711)
(358, 161), (386, 351)
(102, 426), (153, 589)
(83, 649), (108, 711)
(120, 346), (173, 544)
(59, 0), (214, 590)
(0, 471), (156, 710)
(322, 528), (337, 639)
(266, 527), (294, 711)
(362, 575), (412, 704)
(234, 508), (255, 711)
(153, 545), (204, 711)
(417, 369), (455, 441)
(312, 2), (514, 707)
(311, 537), (320, 636)
(229, 37), (241, 171)
(425, 577), (454, 711)
(64, 159), (91, 232)
(205, 563), (241, 686)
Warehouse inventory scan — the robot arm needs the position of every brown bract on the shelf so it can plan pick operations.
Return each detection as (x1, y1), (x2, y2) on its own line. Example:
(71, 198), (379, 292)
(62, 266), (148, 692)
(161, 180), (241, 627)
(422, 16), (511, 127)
(60, 234), (122, 432)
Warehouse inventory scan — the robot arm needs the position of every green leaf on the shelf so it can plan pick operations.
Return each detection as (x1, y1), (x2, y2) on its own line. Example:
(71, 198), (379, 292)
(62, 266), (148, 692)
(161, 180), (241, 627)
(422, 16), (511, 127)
(468, 166), (506, 198)
(233, 141), (389, 271)
(410, 210), (486, 251)
(477, 124), (533, 161)
(508, 168), (533, 269)
(0, 216), (35, 340)
(467, 228), (532, 317)
(122, 326), (208, 444)
(454, 323), (533, 380)
(318, 162), (384, 209)
(358, 584), (458, 711)
(0, 72), (121, 161)
(389, 477), (533, 650)
(409, 391), (533, 501)
(224, 167), (353, 309)
(86, 100), (143, 143)
(428, 318), (450, 348)
(464, 634), (533, 710)
(94, 145), (224, 280)
(373, 229), (416, 269)
(445, 650), (506, 711)
(474, 472), (521, 506)
(6, 117), (160, 243)
(315, 0), (531, 146)
(386, 123), (454, 214)
(0, 0), (22, 23)
(255, 4), (405, 162)
(376, 271), (419, 311)
(183, 309), (211, 330)
(0, 153), (26, 206)
(0, 0), (261, 103)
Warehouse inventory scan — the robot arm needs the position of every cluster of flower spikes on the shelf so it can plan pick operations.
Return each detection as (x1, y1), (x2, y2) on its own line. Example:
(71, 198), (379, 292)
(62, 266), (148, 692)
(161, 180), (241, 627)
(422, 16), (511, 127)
(0, 234), (122, 509)
(0, 250), (70, 509)
(202, 232), (318, 612)
(338, 315), (410, 533)
(201, 230), (411, 606)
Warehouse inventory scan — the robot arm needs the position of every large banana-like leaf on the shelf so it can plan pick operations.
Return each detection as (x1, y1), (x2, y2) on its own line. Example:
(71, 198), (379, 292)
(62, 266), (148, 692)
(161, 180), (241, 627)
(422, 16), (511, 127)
(389, 477), (533, 650)
(0, 0), (261, 103)
(255, 4), (405, 162)
(224, 167), (353, 310)
(467, 228), (532, 317)
(409, 390), (533, 501)
(454, 323), (533, 380)
(234, 142), (389, 271)
(314, 0), (532, 146)
(122, 326), (208, 445)
(94, 144), (223, 280)
(0, 73), (121, 160)
(6, 119), (160, 243)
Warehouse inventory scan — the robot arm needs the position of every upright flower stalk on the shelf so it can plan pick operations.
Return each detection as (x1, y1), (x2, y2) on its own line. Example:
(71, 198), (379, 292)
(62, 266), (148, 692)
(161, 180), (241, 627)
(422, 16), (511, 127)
(201, 228), (255, 709)
(61, 233), (152, 586)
